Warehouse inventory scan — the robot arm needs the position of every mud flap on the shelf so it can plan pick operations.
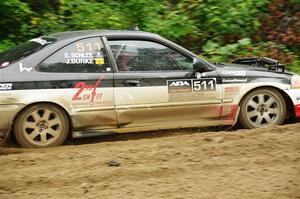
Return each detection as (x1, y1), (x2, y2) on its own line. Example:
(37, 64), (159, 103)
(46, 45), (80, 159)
(232, 106), (240, 126)
(0, 126), (11, 147)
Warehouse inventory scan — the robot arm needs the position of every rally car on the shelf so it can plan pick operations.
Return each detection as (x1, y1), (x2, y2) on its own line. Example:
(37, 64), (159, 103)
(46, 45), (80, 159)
(1, 30), (300, 148)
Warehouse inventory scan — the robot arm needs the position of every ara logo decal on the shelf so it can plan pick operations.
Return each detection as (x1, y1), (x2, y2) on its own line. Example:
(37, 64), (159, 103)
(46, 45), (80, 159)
(72, 75), (104, 105)
(169, 80), (191, 87)
(0, 83), (12, 90)
(167, 80), (192, 93)
(19, 63), (32, 72)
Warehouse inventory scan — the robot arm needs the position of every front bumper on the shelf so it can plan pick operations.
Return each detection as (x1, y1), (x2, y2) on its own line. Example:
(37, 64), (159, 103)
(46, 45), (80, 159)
(284, 89), (300, 118)
(0, 104), (24, 138)
(294, 104), (300, 117)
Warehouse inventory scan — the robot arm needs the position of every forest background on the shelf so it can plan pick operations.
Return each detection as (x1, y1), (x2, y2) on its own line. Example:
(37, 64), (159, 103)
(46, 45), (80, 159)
(0, 0), (299, 72)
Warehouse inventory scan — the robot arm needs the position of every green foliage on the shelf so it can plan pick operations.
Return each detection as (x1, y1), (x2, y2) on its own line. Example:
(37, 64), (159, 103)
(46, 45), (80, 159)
(291, 0), (300, 4)
(202, 38), (252, 62)
(0, 0), (271, 47)
(288, 59), (300, 74)
(0, 0), (32, 41)
(0, 0), (298, 73)
(182, 0), (270, 43)
(0, 39), (15, 51)
(58, 0), (126, 29)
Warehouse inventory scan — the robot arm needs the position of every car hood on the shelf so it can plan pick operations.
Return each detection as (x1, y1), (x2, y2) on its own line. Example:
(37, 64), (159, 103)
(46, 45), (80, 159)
(220, 63), (270, 71)
(215, 62), (295, 75)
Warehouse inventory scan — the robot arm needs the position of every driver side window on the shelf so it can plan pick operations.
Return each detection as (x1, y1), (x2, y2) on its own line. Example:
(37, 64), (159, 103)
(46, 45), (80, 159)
(108, 40), (193, 71)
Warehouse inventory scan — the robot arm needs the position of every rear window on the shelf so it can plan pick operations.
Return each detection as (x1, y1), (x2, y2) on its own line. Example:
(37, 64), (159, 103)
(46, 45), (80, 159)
(0, 37), (56, 68)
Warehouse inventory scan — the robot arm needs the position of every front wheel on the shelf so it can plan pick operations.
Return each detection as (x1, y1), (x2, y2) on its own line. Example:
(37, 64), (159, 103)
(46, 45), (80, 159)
(14, 104), (69, 148)
(239, 88), (286, 129)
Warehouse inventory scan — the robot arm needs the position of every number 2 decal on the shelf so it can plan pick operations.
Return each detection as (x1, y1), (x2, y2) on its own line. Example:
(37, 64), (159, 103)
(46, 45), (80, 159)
(72, 82), (85, 101)
(72, 74), (104, 104)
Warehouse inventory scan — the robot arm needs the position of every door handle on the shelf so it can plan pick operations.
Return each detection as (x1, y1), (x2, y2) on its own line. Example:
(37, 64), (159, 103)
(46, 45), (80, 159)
(125, 80), (141, 87)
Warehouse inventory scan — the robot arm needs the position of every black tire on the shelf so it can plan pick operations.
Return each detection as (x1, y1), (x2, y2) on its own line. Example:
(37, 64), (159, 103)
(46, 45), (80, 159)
(14, 103), (69, 148)
(239, 88), (286, 129)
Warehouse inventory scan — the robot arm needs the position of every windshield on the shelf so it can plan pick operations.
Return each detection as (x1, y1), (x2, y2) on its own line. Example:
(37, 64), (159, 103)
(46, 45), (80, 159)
(0, 37), (56, 68)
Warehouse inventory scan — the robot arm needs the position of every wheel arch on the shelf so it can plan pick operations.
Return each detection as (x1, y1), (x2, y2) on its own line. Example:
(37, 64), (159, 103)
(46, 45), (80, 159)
(238, 86), (294, 118)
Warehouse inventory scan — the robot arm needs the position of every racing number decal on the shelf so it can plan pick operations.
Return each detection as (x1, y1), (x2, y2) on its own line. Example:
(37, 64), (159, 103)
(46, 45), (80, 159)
(76, 42), (102, 52)
(168, 78), (216, 93)
(193, 79), (216, 92)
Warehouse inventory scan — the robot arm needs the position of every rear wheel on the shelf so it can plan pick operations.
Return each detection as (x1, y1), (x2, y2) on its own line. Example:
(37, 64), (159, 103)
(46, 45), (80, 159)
(14, 104), (69, 148)
(239, 88), (286, 129)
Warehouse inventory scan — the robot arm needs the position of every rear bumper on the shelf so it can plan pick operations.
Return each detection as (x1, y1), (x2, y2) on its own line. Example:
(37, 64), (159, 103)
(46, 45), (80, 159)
(0, 104), (24, 138)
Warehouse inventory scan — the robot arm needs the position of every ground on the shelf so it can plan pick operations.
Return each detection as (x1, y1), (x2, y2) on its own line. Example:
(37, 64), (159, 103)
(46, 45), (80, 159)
(0, 124), (299, 199)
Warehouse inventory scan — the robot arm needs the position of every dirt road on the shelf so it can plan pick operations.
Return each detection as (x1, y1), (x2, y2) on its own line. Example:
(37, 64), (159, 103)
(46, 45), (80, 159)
(0, 124), (299, 199)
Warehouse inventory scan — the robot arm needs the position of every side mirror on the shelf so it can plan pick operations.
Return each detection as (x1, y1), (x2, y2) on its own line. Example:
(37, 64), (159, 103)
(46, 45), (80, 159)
(193, 58), (210, 73)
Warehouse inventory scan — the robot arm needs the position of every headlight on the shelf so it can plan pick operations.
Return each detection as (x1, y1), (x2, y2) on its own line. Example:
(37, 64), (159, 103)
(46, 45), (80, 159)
(291, 75), (300, 89)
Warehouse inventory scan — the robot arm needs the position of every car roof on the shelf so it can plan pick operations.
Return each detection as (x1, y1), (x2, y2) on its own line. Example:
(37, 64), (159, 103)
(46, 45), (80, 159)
(48, 30), (161, 41)
(46, 29), (204, 66)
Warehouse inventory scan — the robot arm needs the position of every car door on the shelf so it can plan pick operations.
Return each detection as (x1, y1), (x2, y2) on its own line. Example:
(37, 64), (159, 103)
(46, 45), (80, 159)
(36, 37), (117, 131)
(105, 38), (222, 128)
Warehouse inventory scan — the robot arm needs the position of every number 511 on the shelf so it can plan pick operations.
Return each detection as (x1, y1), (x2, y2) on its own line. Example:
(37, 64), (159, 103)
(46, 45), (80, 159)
(193, 79), (215, 91)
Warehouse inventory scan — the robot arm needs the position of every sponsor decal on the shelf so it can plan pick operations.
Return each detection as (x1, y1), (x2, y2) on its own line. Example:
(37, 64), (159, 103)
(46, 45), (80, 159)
(72, 75), (104, 105)
(168, 80), (192, 93)
(222, 78), (248, 83)
(224, 86), (240, 97)
(221, 71), (246, 76)
(168, 91), (217, 102)
(19, 63), (32, 72)
(296, 97), (300, 102)
(95, 58), (105, 65)
(0, 92), (13, 97)
(0, 83), (12, 90)
(170, 80), (190, 87)
(225, 86), (240, 93)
